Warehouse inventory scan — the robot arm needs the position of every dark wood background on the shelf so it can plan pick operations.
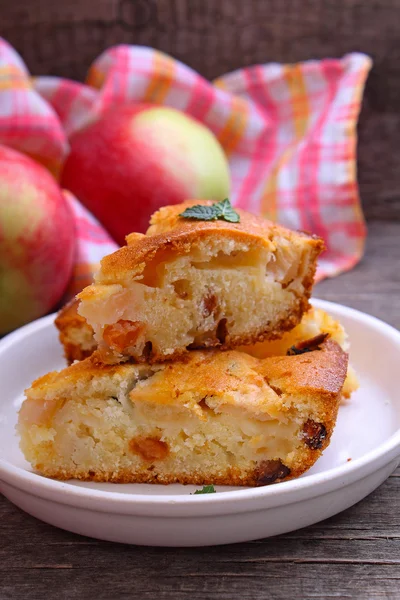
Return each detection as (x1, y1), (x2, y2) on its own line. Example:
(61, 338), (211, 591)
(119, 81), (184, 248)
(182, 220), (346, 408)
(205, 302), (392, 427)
(1, 2), (400, 598)
(1, 0), (400, 222)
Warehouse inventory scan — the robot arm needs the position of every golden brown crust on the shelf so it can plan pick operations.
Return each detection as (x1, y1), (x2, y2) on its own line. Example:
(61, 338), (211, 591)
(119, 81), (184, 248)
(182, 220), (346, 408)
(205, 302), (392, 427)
(54, 298), (85, 331)
(98, 201), (324, 284)
(28, 349), (134, 393)
(54, 299), (97, 364)
(261, 339), (348, 398)
(146, 200), (323, 243)
(30, 456), (323, 486)
(260, 338), (347, 444)
(30, 339), (346, 403)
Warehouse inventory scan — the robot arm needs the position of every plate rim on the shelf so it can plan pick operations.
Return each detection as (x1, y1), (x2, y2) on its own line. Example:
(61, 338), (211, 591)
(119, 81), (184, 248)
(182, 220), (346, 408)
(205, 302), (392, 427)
(1, 298), (400, 517)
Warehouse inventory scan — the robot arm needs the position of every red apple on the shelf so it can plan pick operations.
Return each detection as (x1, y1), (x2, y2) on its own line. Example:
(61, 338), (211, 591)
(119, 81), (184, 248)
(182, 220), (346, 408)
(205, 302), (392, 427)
(0, 146), (76, 334)
(61, 105), (231, 244)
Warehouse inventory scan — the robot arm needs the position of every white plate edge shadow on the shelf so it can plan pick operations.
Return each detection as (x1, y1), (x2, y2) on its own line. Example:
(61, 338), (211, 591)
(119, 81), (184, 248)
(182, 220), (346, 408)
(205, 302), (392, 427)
(1, 298), (400, 519)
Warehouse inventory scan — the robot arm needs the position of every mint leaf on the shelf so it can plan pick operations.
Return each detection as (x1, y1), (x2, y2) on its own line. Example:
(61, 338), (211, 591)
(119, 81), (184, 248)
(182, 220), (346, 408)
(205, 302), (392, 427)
(213, 198), (240, 223)
(179, 199), (240, 223)
(179, 204), (219, 221)
(193, 484), (216, 494)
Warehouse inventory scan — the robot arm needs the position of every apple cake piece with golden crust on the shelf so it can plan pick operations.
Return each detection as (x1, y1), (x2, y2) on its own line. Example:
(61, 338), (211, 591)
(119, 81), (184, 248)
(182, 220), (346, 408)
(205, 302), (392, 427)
(77, 201), (324, 364)
(18, 339), (347, 487)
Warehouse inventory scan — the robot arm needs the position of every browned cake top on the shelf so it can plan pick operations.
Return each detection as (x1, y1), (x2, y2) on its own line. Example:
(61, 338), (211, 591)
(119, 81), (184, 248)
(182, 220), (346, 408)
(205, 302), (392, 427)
(28, 352), (134, 393)
(54, 298), (87, 330)
(145, 201), (320, 241)
(78, 201), (324, 287)
(27, 339), (347, 414)
(261, 339), (348, 397)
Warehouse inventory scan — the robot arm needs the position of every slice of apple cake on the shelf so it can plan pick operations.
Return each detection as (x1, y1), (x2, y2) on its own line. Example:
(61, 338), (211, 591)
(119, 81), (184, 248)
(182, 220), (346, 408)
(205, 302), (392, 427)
(77, 201), (324, 364)
(18, 339), (347, 486)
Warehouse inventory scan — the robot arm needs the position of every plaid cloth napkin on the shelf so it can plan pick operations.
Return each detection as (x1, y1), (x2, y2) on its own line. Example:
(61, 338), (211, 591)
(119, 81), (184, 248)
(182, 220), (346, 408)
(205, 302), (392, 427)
(0, 38), (371, 296)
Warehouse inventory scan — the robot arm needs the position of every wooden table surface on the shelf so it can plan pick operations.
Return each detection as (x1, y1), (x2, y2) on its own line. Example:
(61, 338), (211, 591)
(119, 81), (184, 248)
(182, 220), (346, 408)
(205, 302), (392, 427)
(1, 221), (399, 600)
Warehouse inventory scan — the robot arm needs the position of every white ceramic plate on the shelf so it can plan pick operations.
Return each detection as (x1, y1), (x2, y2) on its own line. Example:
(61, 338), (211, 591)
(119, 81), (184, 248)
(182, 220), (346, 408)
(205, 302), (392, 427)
(1, 299), (400, 547)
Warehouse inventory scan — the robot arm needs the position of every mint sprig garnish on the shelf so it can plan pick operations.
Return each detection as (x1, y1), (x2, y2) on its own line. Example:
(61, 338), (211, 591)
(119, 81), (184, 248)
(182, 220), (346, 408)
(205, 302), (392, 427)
(180, 204), (217, 221)
(213, 198), (240, 222)
(179, 199), (240, 223)
(193, 484), (216, 494)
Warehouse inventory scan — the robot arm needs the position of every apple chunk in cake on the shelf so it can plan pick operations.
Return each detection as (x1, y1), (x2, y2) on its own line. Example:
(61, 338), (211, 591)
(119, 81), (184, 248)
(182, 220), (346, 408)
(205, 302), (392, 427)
(77, 201), (324, 363)
(18, 339), (347, 486)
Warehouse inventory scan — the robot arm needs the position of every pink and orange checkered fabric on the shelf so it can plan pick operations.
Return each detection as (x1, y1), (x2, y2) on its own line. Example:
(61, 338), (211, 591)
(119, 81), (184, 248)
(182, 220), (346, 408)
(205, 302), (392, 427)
(0, 38), (371, 293)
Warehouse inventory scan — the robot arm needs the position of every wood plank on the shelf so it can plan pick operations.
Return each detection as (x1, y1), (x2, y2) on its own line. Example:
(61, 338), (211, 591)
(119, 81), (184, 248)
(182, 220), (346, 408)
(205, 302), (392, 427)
(0, 541), (399, 599)
(1, 506), (400, 565)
